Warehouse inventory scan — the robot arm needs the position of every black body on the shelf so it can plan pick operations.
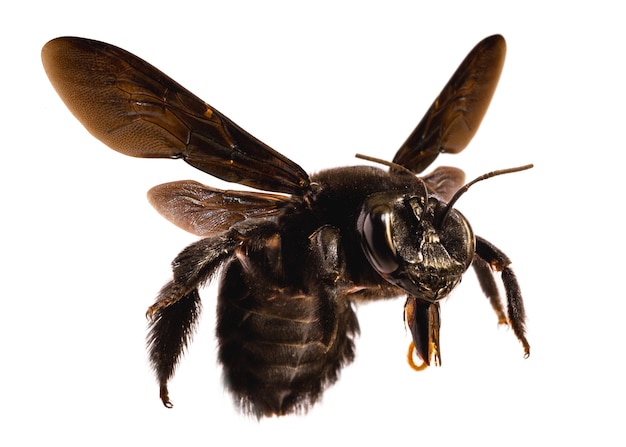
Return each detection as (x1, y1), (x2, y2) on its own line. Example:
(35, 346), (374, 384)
(42, 34), (530, 417)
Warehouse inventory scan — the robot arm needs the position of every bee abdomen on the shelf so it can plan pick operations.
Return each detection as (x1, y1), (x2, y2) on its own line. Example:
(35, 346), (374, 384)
(217, 260), (358, 417)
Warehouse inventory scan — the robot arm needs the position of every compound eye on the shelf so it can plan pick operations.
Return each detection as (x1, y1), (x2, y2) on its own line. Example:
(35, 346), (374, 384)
(360, 205), (400, 274)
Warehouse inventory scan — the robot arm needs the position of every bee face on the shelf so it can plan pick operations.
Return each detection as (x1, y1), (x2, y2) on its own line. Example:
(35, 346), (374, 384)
(359, 190), (474, 302)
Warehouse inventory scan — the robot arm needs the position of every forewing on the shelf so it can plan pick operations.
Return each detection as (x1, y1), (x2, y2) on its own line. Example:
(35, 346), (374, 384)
(393, 34), (506, 173)
(42, 37), (309, 195)
(148, 181), (292, 236)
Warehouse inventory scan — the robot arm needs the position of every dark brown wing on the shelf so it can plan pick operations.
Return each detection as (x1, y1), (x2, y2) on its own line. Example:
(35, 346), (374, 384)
(148, 181), (292, 236)
(393, 34), (506, 174)
(421, 166), (466, 202)
(41, 37), (309, 195)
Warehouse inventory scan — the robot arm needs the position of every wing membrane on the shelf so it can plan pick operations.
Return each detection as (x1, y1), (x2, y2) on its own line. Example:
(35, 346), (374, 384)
(393, 34), (506, 173)
(148, 181), (291, 236)
(421, 166), (465, 202)
(42, 37), (309, 195)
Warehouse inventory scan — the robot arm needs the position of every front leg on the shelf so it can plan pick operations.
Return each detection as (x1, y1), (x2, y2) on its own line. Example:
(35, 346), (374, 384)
(305, 225), (360, 371)
(475, 236), (530, 358)
(306, 225), (346, 286)
(472, 254), (508, 325)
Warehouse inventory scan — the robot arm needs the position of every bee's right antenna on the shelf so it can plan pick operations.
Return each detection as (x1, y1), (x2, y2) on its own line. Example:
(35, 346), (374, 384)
(435, 164), (534, 229)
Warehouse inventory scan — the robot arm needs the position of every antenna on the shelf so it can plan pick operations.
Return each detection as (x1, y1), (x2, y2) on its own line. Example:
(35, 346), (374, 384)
(435, 164), (534, 228)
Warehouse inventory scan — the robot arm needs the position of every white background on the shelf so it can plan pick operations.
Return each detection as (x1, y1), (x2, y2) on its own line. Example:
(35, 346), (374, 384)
(3, 1), (623, 445)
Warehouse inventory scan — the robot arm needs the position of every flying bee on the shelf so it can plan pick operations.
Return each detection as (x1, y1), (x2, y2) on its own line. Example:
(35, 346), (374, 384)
(42, 34), (531, 417)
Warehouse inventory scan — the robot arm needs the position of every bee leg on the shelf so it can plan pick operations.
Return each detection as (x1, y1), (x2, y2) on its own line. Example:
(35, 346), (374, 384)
(147, 233), (242, 408)
(474, 236), (530, 358)
(305, 225), (359, 365)
(148, 287), (202, 408)
(306, 226), (348, 341)
(472, 254), (508, 325)
(307, 225), (345, 284)
(306, 225), (360, 321)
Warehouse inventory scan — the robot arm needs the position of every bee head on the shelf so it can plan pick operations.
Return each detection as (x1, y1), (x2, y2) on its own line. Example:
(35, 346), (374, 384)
(358, 188), (474, 302)
(357, 164), (532, 301)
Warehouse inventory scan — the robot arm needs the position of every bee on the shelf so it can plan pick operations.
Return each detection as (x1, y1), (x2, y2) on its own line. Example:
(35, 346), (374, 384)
(42, 34), (530, 417)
